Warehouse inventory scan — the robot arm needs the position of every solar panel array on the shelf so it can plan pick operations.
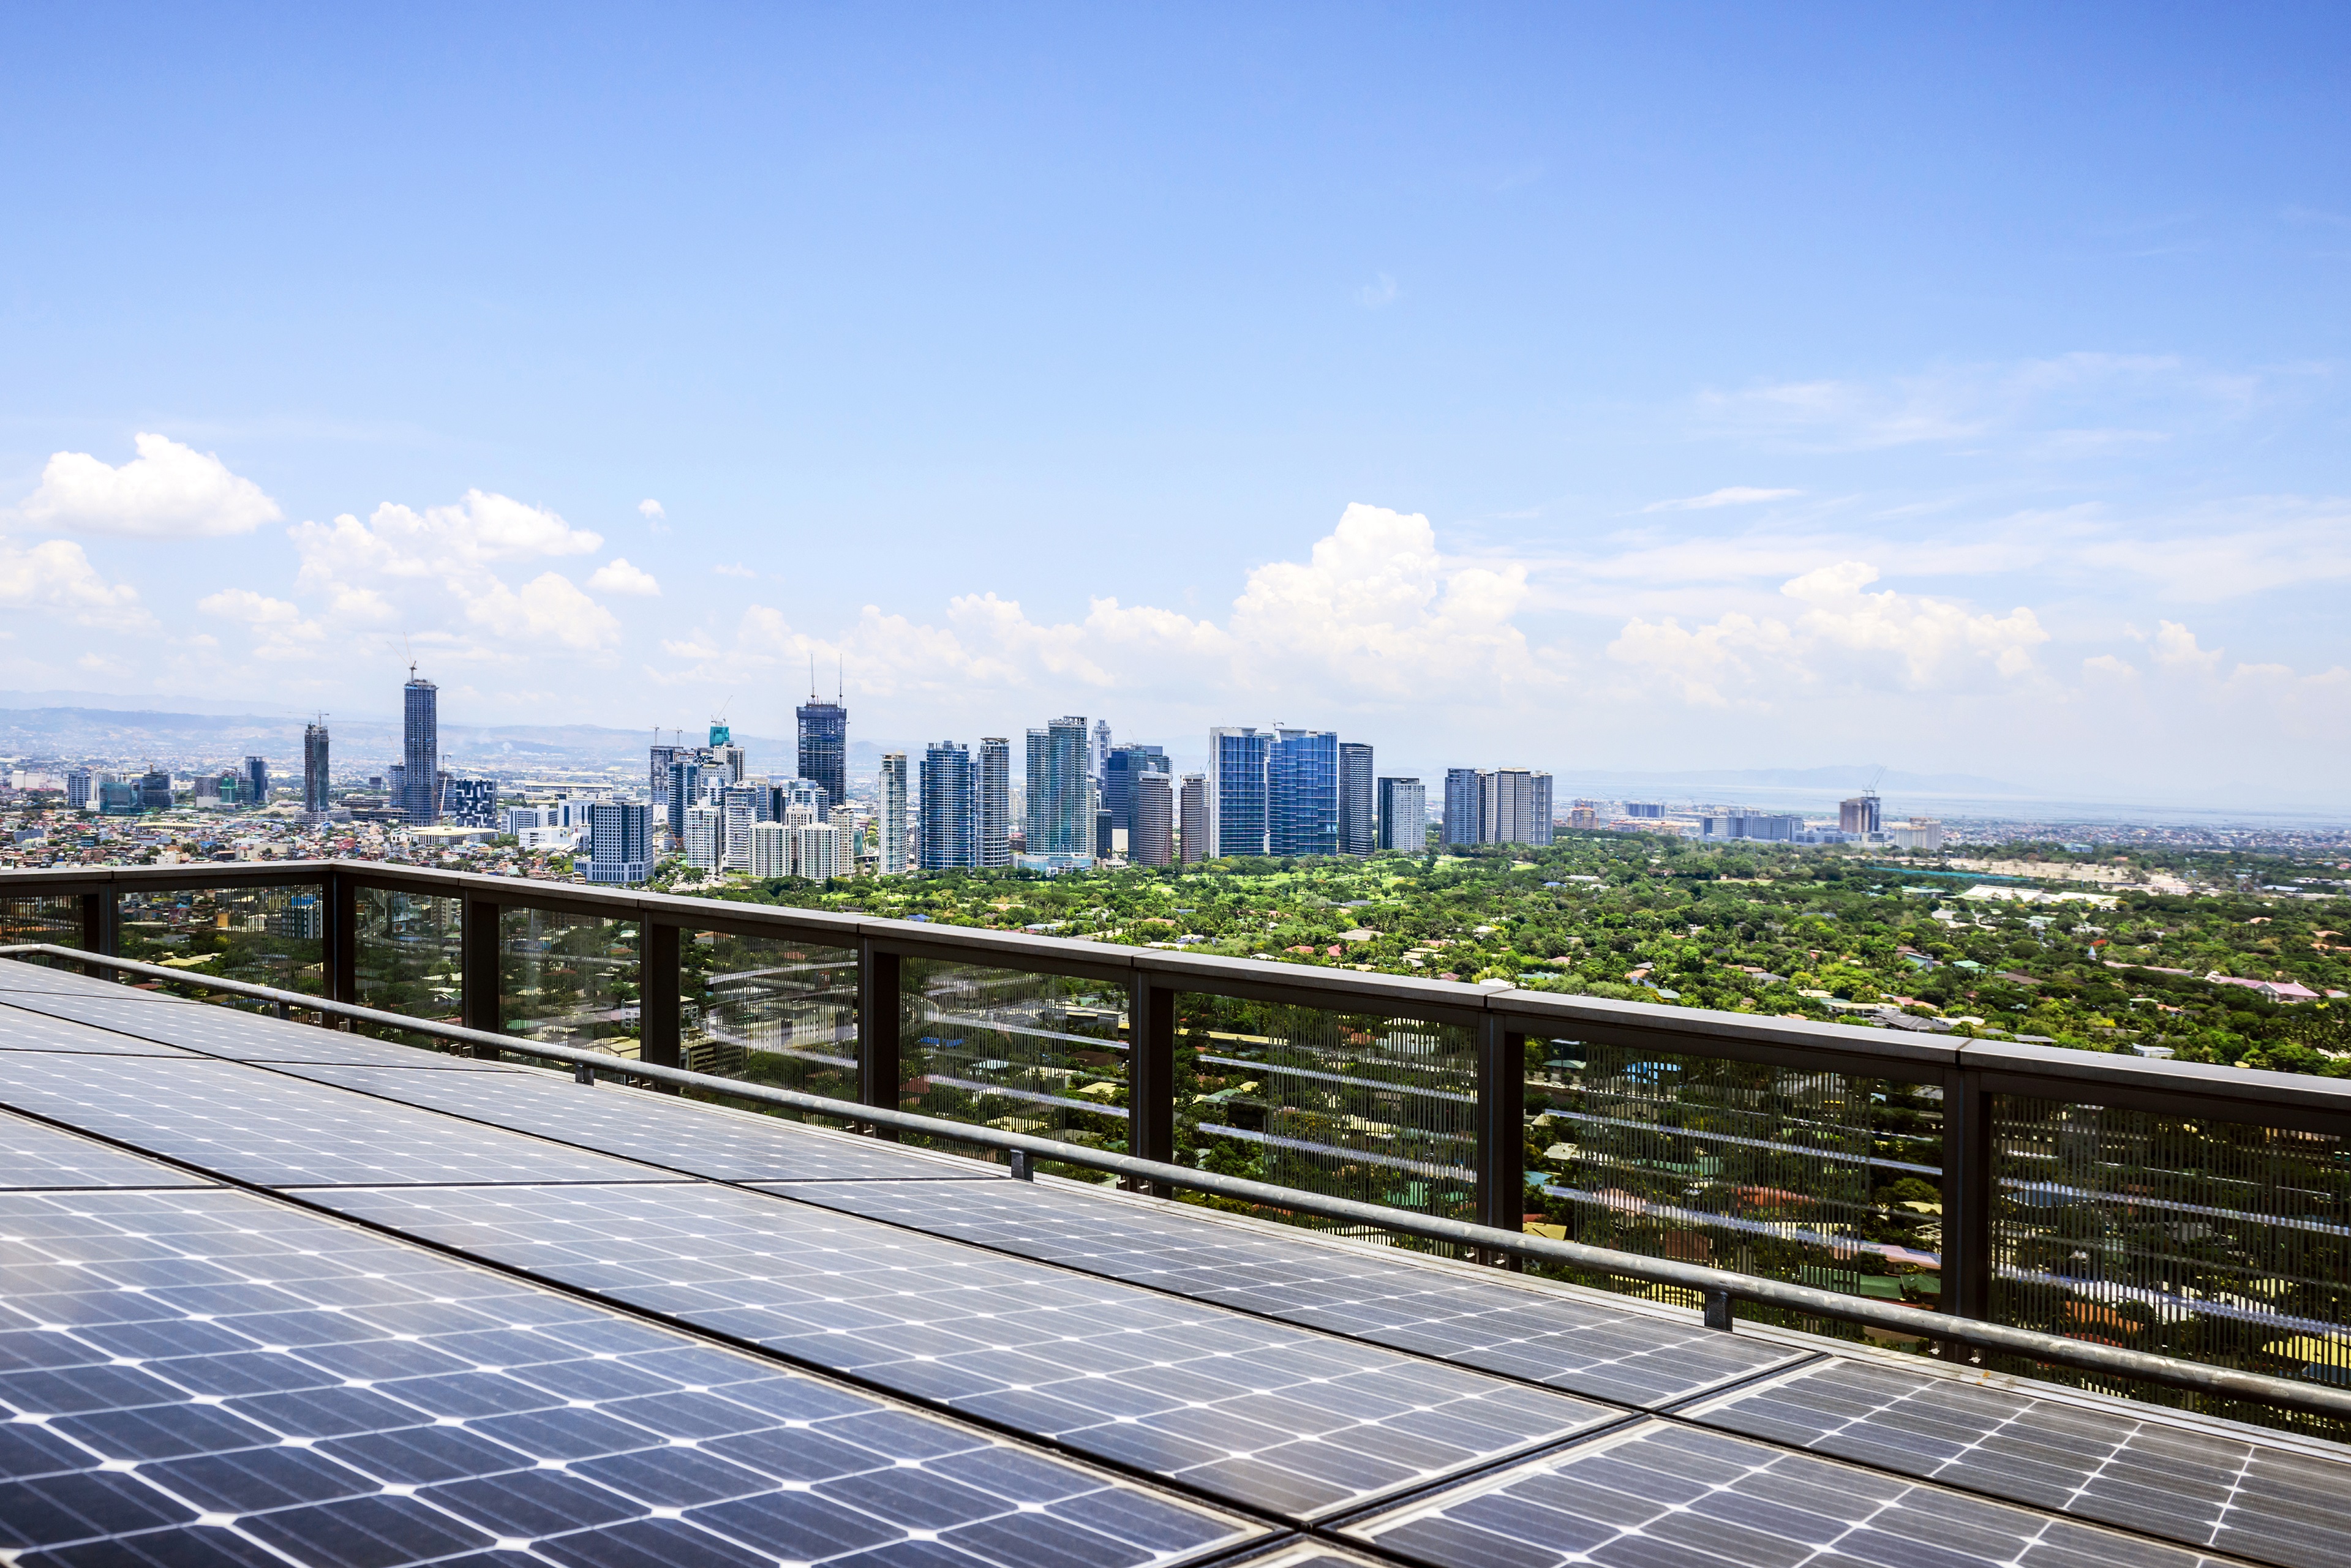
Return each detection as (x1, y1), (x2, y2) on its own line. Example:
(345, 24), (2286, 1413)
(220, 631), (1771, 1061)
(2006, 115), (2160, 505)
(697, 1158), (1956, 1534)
(1684, 1357), (2351, 1568)
(762, 1176), (1800, 1408)
(1344, 1420), (2239, 1568)
(0, 1181), (1258, 1566)
(1, 959), (2346, 1568)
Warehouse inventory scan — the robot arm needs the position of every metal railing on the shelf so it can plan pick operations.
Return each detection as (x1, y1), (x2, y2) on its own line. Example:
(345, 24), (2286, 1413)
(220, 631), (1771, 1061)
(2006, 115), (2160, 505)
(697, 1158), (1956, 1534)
(3, 858), (2347, 1426)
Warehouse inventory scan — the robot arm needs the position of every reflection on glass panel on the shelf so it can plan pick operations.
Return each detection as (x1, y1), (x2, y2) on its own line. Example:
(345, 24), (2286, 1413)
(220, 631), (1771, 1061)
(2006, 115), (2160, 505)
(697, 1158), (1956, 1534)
(1175, 994), (1477, 1237)
(501, 909), (639, 1056)
(681, 929), (859, 1115)
(354, 889), (462, 1024)
(116, 884), (325, 997)
(1525, 1038), (1944, 1332)
(0, 898), (83, 951)
(1992, 1095), (2349, 1433)
(900, 959), (1128, 1168)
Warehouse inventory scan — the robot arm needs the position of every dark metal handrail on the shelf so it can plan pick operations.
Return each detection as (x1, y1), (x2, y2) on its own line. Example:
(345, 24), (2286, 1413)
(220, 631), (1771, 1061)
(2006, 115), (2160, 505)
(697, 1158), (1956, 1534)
(4, 939), (2348, 1424)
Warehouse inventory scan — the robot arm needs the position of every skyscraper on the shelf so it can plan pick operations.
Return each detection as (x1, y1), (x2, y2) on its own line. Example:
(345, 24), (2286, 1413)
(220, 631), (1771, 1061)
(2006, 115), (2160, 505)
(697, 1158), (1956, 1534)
(683, 805), (724, 871)
(879, 753), (909, 874)
(303, 722), (329, 813)
(66, 770), (92, 812)
(401, 666), (438, 825)
(242, 756), (269, 811)
(1840, 792), (1883, 835)
(1337, 741), (1375, 857)
(1091, 718), (1112, 784)
(1377, 777), (1426, 851)
(1206, 727), (1270, 858)
(920, 742), (975, 870)
(585, 800), (650, 885)
(666, 759), (704, 840)
(1442, 767), (1481, 847)
(796, 677), (848, 812)
(1101, 745), (1170, 839)
(1178, 773), (1207, 864)
(709, 721), (748, 786)
(976, 738), (1011, 868)
(1023, 716), (1092, 858)
(1269, 729), (1338, 858)
(649, 741), (682, 811)
(1132, 773), (1173, 868)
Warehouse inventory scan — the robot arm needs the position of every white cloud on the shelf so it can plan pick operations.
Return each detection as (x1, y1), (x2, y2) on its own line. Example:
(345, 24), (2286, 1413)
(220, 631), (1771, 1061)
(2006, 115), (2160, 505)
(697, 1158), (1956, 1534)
(0, 538), (146, 623)
(588, 558), (660, 596)
(713, 563), (756, 579)
(197, 587), (325, 661)
(2148, 620), (2224, 674)
(19, 432), (282, 538)
(638, 498), (668, 535)
(1356, 272), (1399, 309)
(287, 489), (620, 659)
(1608, 561), (2046, 704)
(1642, 487), (1801, 512)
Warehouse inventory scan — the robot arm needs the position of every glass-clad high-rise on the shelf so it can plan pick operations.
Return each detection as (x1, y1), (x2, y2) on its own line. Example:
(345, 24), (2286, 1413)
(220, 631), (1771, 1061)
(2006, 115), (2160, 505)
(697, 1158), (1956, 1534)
(1207, 727), (1270, 857)
(1023, 716), (1093, 857)
(796, 692), (849, 811)
(1337, 741), (1375, 856)
(920, 742), (975, 869)
(1270, 729), (1338, 858)
(879, 753), (909, 874)
(302, 722), (330, 812)
(402, 667), (438, 825)
(976, 738), (1011, 868)
(1102, 744), (1170, 837)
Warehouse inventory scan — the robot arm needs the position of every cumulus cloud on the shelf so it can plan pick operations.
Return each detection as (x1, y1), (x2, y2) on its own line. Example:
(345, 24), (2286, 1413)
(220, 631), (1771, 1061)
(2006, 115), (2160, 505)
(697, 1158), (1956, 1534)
(588, 558), (660, 596)
(0, 538), (146, 623)
(1608, 561), (2045, 705)
(713, 563), (756, 579)
(1642, 487), (1801, 512)
(638, 498), (668, 534)
(19, 433), (282, 538)
(287, 489), (620, 658)
(198, 587), (325, 661)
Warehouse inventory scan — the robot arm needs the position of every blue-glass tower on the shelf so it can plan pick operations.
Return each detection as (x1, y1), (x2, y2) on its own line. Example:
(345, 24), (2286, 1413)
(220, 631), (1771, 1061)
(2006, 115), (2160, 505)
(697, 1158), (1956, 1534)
(401, 666), (438, 825)
(1270, 729), (1338, 858)
(919, 741), (976, 869)
(1208, 727), (1270, 858)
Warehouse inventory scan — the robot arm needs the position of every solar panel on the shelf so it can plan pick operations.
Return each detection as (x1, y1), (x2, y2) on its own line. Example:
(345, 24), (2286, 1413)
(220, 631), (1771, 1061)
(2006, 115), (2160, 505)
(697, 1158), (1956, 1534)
(1344, 1417), (2236, 1568)
(763, 1177), (1805, 1408)
(0, 958), (181, 997)
(0, 1185), (1263, 1567)
(0, 1051), (672, 1189)
(0, 1109), (211, 1191)
(269, 1060), (1010, 1183)
(0, 989), (519, 1071)
(0, 1007), (199, 1059)
(1682, 1356), (2351, 1568)
(304, 1179), (1621, 1523)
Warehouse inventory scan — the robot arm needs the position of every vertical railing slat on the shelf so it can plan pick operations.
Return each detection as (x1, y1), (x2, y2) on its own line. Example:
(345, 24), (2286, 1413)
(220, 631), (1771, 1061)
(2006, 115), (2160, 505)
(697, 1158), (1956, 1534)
(461, 895), (502, 1058)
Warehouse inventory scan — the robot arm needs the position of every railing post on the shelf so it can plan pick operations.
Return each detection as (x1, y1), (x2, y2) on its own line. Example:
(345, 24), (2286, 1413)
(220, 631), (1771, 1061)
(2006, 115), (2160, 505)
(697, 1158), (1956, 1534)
(640, 920), (680, 1078)
(857, 939), (901, 1138)
(1943, 1065), (1993, 1335)
(1128, 975), (1176, 1192)
(323, 870), (357, 1015)
(461, 896), (502, 1058)
(1475, 1016), (1525, 1260)
(78, 889), (119, 977)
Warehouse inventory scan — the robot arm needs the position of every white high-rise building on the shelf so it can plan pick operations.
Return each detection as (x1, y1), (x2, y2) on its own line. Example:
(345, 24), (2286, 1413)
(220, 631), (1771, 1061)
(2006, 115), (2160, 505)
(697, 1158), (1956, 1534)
(750, 820), (791, 878)
(878, 752), (910, 875)
(789, 822), (842, 880)
(684, 805), (724, 872)
(829, 805), (862, 871)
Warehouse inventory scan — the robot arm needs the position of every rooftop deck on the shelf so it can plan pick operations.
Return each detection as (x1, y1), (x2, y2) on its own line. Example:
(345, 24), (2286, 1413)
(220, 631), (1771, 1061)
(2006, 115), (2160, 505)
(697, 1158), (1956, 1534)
(0, 954), (2343, 1568)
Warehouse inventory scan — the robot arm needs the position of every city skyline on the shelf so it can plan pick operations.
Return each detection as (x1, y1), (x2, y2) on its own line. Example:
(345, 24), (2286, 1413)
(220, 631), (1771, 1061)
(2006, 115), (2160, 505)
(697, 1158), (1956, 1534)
(0, 12), (2342, 808)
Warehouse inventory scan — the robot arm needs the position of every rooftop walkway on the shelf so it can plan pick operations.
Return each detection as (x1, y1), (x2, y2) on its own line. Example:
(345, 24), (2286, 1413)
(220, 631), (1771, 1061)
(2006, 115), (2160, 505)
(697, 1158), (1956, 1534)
(0, 956), (2342, 1568)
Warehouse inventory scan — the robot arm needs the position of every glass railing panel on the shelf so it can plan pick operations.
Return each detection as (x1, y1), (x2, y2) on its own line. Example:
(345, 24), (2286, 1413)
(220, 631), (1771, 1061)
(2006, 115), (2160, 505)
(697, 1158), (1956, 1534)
(118, 883), (325, 998)
(0, 897), (83, 952)
(680, 928), (859, 1121)
(1991, 1094), (2349, 1434)
(499, 908), (639, 1057)
(1525, 1037), (1945, 1332)
(349, 887), (466, 1054)
(1175, 993), (1478, 1244)
(898, 958), (1129, 1172)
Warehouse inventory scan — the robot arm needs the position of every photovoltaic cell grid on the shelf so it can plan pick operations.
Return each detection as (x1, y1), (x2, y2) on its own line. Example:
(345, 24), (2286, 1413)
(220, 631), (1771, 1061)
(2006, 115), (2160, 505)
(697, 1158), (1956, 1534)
(0, 1051), (666, 1189)
(0, 1184), (1261, 1567)
(1683, 1357), (2351, 1568)
(306, 1179), (1620, 1522)
(764, 1177), (1803, 1409)
(0, 959), (192, 999)
(0, 1007), (199, 1059)
(0, 988), (521, 1071)
(1345, 1419), (2237, 1568)
(0, 1110), (211, 1192)
(272, 1060), (1014, 1184)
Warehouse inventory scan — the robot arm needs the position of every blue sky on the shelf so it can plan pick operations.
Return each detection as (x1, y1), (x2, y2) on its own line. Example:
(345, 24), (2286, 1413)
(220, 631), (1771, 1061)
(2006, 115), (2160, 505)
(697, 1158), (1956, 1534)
(2, 4), (2346, 805)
